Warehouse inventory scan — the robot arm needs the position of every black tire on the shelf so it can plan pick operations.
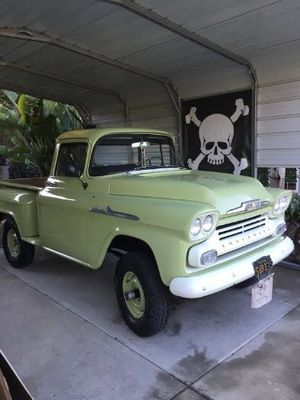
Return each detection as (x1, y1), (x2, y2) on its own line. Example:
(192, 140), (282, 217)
(234, 276), (258, 289)
(2, 219), (35, 268)
(115, 251), (168, 337)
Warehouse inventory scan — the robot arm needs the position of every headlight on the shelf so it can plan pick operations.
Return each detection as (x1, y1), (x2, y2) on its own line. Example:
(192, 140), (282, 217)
(203, 215), (214, 232)
(273, 194), (292, 215)
(190, 213), (218, 240)
(190, 218), (202, 237)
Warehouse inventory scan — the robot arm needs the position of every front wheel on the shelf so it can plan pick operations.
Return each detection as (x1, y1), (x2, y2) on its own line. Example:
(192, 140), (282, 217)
(115, 252), (168, 336)
(2, 219), (35, 268)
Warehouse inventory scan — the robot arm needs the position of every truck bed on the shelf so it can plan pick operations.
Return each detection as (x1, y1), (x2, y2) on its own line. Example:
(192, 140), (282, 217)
(0, 177), (47, 191)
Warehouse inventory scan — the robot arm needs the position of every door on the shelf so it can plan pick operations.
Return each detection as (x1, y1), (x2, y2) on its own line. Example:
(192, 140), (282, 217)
(38, 142), (89, 262)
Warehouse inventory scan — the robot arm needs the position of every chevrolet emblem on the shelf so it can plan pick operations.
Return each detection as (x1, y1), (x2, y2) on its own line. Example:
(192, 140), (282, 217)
(227, 199), (270, 215)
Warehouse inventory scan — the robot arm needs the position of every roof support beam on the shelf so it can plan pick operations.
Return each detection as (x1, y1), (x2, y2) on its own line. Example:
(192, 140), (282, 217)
(100, 0), (257, 81)
(100, 0), (258, 176)
(0, 60), (130, 123)
(1, 81), (91, 124)
(0, 28), (180, 116)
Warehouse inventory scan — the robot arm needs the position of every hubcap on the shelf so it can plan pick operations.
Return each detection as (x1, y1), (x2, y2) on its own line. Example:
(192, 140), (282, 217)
(7, 228), (20, 258)
(122, 271), (145, 319)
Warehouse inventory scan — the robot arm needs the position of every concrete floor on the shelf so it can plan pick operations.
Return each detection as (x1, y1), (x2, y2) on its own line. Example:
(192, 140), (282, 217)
(0, 248), (300, 400)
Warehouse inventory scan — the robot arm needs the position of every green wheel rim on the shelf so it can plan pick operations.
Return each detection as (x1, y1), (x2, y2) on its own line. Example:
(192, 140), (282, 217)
(122, 271), (146, 319)
(7, 228), (20, 258)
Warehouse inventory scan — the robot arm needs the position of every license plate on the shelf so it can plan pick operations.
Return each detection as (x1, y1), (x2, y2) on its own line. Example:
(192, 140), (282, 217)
(253, 255), (273, 281)
(251, 274), (273, 309)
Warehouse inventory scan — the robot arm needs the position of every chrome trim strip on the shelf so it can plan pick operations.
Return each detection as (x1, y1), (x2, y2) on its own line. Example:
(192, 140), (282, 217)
(90, 206), (139, 221)
(227, 199), (270, 215)
(43, 246), (91, 268)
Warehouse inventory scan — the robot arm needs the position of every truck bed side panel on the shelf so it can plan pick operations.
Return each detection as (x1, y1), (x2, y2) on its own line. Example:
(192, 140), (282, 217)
(0, 187), (38, 236)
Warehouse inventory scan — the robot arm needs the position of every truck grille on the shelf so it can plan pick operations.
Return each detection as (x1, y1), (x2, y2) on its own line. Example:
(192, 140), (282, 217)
(217, 215), (267, 241)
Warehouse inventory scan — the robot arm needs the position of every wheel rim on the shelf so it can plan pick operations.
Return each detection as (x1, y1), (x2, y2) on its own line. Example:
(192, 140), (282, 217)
(122, 271), (145, 319)
(7, 228), (20, 258)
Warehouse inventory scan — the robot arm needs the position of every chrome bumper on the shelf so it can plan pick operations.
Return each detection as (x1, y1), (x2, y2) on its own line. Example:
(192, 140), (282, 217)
(170, 236), (294, 299)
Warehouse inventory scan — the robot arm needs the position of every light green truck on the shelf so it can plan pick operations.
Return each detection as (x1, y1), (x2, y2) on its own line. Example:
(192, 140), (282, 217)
(0, 128), (294, 336)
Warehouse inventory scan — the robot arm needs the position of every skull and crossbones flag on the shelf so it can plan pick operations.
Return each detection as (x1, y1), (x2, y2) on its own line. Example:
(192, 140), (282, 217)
(182, 90), (252, 175)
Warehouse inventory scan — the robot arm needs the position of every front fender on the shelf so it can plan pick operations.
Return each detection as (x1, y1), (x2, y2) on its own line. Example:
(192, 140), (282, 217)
(86, 196), (216, 285)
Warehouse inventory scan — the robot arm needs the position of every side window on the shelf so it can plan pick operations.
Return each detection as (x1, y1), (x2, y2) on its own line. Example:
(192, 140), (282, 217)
(55, 143), (87, 177)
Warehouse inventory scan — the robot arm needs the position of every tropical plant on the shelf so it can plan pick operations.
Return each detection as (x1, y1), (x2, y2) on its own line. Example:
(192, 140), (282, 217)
(285, 193), (300, 223)
(0, 90), (85, 177)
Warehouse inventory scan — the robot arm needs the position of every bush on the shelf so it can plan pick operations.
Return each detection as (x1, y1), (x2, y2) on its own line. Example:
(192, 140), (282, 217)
(285, 193), (300, 223)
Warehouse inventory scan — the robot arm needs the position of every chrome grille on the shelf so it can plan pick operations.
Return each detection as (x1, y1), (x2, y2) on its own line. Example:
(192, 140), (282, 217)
(217, 215), (267, 241)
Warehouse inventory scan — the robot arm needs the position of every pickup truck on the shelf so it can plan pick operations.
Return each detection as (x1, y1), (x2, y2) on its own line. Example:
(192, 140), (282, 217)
(0, 128), (294, 336)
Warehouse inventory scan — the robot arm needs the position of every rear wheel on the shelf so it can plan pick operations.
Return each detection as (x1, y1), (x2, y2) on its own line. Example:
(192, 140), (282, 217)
(2, 219), (35, 268)
(115, 251), (168, 336)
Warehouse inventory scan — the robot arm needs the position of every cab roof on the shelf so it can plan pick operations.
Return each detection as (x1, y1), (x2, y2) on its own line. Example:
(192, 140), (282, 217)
(57, 128), (175, 143)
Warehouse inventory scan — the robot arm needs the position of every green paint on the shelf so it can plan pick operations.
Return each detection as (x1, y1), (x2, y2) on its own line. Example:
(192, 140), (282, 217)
(7, 228), (20, 257)
(0, 128), (292, 288)
(122, 271), (145, 319)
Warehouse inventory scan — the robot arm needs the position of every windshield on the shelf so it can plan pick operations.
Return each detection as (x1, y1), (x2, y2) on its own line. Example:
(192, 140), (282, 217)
(89, 134), (181, 176)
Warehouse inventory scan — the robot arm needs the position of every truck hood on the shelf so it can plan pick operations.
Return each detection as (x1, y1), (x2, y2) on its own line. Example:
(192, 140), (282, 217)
(108, 169), (272, 216)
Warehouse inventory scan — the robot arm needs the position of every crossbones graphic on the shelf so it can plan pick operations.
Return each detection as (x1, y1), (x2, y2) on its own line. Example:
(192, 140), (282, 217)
(185, 98), (249, 175)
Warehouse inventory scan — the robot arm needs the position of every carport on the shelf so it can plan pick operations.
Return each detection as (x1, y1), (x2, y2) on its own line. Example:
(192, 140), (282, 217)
(0, 0), (299, 171)
(0, 1), (300, 399)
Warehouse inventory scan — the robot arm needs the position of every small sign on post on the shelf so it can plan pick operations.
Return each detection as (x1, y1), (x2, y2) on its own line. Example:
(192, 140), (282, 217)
(251, 274), (274, 309)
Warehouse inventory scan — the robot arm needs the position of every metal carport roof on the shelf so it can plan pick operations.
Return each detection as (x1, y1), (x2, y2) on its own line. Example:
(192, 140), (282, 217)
(0, 0), (299, 142)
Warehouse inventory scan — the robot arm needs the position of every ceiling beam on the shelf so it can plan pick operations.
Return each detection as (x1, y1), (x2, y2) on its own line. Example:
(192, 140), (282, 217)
(100, 0), (258, 176)
(1, 81), (91, 123)
(0, 27), (180, 114)
(101, 0), (257, 81)
(0, 60), (130, 121)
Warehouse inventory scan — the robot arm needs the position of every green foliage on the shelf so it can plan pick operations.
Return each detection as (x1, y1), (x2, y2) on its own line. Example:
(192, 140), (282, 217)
(285, 193), (300, 223)
(257, 168), (269, 187)
(0, 91), (85, 176)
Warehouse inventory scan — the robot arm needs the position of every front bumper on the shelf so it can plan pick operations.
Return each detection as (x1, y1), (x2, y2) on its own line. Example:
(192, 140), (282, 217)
(170, 236), (294, 299)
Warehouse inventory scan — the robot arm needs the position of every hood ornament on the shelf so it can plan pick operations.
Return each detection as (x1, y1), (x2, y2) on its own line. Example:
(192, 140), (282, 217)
(227, 199), (270, 215)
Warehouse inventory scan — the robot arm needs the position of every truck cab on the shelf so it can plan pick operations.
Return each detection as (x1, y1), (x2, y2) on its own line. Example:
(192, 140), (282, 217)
(0, 128), (294, 336)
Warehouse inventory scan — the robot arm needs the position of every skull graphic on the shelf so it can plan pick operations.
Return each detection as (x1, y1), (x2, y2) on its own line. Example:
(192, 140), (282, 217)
(185, 98), (249, 174)
(200, 114), (233, 165)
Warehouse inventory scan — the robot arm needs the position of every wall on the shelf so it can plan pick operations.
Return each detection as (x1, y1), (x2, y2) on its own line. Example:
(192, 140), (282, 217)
(256, 43), (300, 167)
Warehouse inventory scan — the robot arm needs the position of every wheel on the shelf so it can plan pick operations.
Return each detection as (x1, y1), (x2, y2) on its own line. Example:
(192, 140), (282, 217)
(234, 276), (257, 289)
(115, 251), (168, 336)
(2, 219), (35, 268)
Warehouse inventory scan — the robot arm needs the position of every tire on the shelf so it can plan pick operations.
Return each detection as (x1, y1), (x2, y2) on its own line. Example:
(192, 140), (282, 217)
(2, 219), (35, 268)
(115, 251), (168, 337)
(234, 276), (258, 289)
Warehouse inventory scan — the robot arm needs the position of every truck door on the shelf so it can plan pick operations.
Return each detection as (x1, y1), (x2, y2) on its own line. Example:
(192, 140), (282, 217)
(37, 142), (89, 263)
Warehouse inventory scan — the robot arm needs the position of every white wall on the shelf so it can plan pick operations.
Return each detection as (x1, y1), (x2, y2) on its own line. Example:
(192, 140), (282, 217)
(255, 44), (300, 167)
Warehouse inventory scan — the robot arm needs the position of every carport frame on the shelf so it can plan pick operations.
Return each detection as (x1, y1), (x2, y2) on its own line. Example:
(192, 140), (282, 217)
(0, 28), (180, 124)
(0, 2), (258, 174)
(100, 0), (258, 176)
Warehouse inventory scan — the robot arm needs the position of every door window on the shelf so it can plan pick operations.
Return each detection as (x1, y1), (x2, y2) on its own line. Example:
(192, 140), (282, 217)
(55, 143), (87, 177)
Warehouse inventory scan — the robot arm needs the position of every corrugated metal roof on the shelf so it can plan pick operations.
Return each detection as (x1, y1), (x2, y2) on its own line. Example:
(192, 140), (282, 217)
(0, 0), (298, 126)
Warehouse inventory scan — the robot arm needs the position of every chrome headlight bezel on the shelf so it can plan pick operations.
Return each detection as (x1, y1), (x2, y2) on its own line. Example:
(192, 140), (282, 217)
(189, 213), (218, 240)
(272, 193), (292, 215)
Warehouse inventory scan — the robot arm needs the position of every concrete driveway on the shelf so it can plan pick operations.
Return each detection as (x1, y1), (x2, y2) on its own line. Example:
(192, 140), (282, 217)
(0, 248), (299, 400)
